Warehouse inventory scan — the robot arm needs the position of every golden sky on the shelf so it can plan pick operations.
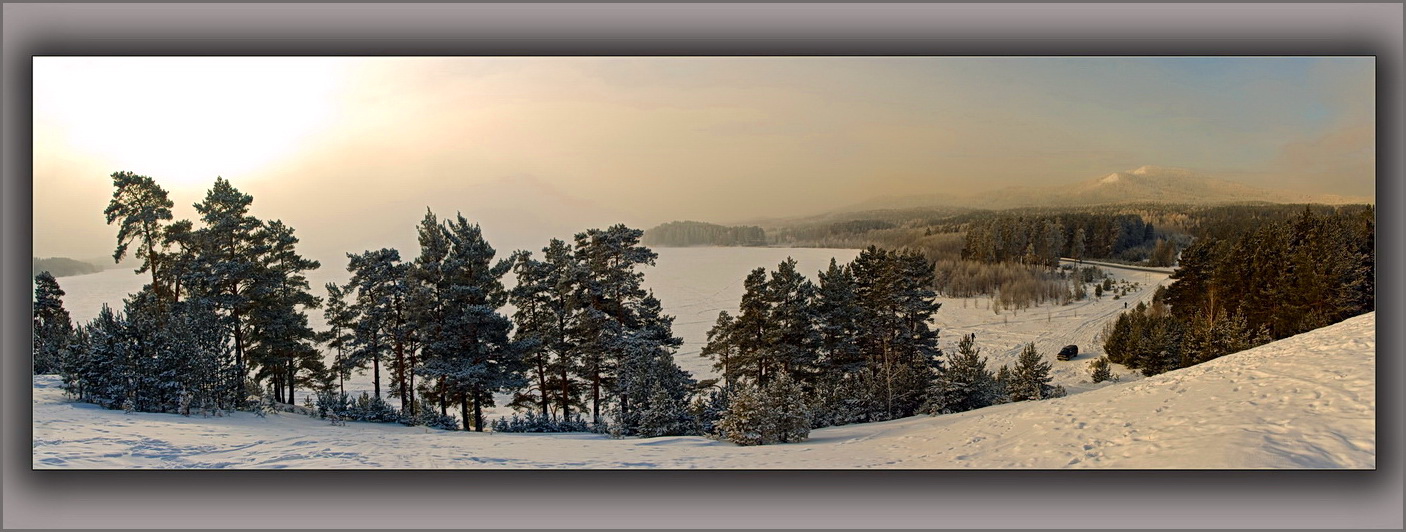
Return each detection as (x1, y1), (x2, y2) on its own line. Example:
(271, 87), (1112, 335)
(33, 57), (1375, 263)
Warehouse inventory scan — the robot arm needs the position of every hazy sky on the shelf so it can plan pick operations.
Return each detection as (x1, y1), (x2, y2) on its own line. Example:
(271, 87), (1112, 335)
(34, 57), (1374, 264)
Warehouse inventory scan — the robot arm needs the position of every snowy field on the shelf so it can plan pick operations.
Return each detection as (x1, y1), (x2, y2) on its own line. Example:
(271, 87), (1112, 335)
(32, 312), (1375, 469)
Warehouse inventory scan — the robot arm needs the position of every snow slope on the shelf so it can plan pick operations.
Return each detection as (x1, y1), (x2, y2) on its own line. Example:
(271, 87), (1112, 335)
(32, 312), (1374, 469)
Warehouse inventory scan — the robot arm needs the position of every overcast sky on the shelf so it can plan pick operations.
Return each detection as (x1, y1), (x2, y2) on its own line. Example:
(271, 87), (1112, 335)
(33, 56), (1374, 264)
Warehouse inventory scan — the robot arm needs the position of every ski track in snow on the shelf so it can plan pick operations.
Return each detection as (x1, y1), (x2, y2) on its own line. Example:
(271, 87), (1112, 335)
(32, 311), (1375, 470)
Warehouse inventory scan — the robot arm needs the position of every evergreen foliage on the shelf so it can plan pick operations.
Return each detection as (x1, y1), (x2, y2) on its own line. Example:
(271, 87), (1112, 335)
(1006, 343), (1057, 402)
(1089, 356), (1113, 383)
(104, 171), (174, 297)
(32, 272), (74, 375)
(413, 212), (525, 432)
(715, 373), (811, 445)
(922, 334), (1000, 415)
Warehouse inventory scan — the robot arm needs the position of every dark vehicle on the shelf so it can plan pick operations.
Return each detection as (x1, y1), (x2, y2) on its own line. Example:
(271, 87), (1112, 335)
(1057, 345), (1079, 361)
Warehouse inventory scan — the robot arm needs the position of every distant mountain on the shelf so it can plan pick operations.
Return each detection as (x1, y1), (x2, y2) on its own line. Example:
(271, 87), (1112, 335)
(844, 165), (1373, 212)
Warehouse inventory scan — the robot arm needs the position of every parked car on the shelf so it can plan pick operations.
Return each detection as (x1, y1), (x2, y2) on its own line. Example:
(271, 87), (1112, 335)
(1057, 344), (1079, 361)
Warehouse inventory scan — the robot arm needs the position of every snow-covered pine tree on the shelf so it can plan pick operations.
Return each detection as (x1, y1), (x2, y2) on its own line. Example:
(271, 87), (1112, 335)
(567, 224), (657, 425)
(415, 212), (525, 431)
(612, 293), (693, 436)
(814, 258), (864, 379)
(728, 267), (773, 386)
(717, 382), (775, 446)
(81, 304), (131, 409)
(764, 258), (820, 387)
(246, 220), (322, 406)
(689, 387), (729, 438)
(636, 379), (691, 438)
(32, 272), (74, 375)
(187, 177), (264, 389)
(1007, 342), (1055, 402)
(767, 372), (811, 443)
(319, 282), (356, 396)
(508, 240), (586, 422)
(923, 333), (998, 415)
(344, 248), (405, 402)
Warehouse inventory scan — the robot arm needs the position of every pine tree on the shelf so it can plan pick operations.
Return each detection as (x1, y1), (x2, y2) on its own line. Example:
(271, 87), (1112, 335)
(728, 267), (773, 386)
(923, 334), (998, 415)
(344, 248), (405, 402)
(32, 272), (74, 375)
(319, 282), (356, 395)
(104, 171), (174, 299)
(1088, 356), (1113, 383)
(700, 311), (740, 391)
(717, 382), (774, 446)
(768, 372), (811, 443)
(1007, 343), (1055, 402)
(764, 257), (820, 386)
(415, 213), (525, 431)
(187, 177), (264, 389)
(508, 240), (584, 421)
(567, 224), (657, 425)
(611, 293), (692, 436)
(814, 258), (863, 378)
(247, 220), (322, 405)
(81, 304), (131, 410)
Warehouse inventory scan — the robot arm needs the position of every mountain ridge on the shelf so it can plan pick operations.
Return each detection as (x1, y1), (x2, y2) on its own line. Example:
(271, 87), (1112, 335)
(842, 165), (1373, 213)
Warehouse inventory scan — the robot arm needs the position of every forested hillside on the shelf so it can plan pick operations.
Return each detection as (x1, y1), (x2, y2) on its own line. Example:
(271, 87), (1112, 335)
(32, 257), (103, 277)
(642, 221), (766, 247)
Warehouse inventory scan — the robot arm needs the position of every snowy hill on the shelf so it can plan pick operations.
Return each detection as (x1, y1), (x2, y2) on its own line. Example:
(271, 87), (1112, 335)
(32, 312), (1374, 469)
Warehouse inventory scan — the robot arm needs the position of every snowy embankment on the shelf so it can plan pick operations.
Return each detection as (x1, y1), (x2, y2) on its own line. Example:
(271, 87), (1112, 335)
(32, 312), (1374, 469)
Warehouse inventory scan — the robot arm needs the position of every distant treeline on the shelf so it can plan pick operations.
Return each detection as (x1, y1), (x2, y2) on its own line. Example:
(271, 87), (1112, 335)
(32, 257), (102, 278)
(961, 213), (1164, 267)
(641, 221), (767, 247)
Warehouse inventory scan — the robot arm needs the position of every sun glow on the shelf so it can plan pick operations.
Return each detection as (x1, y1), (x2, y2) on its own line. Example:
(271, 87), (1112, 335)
(34, 58), (352, 187)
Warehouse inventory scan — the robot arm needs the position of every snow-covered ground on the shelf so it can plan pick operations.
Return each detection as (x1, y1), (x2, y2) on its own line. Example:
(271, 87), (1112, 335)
(32, 312), (1374, 469)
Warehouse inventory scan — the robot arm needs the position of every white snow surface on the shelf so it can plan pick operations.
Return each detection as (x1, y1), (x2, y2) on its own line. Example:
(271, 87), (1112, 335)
(32, 311), (1375, 469)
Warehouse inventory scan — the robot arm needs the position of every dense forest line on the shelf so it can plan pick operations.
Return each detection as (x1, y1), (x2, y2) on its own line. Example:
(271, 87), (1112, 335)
(32, 257), (103, 278)
(641, 221), (766, 247)
(1102, 206), (1375, 376)
(33, 171), (1077, 445)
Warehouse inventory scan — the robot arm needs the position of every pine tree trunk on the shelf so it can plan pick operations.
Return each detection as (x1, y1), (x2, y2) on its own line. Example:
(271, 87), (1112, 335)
(560, 366), (571, 422)
(473, 388), (484, 432)
(460, 393), (470, 432)
(439, 378), (447, 417)
(373, 352), (381, 400)
(395, 339), (407, 411)
(288, 360), (296, 406)
(538, 364), (549, 419)
(592, 370), (601, 424)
